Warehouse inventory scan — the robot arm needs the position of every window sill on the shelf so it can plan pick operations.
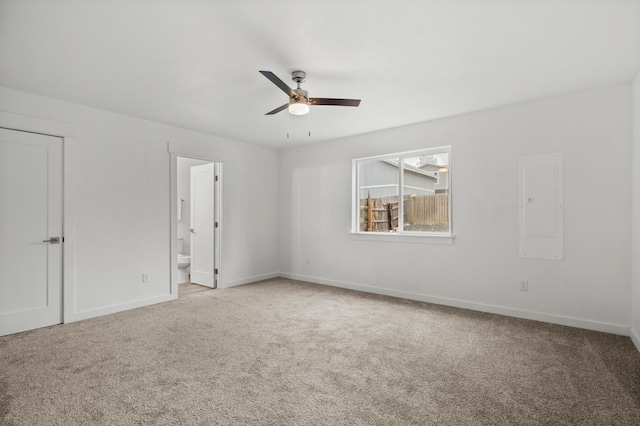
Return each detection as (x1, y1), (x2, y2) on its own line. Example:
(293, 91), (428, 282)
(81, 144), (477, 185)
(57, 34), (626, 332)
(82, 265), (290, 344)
(349, 232), (454, 245)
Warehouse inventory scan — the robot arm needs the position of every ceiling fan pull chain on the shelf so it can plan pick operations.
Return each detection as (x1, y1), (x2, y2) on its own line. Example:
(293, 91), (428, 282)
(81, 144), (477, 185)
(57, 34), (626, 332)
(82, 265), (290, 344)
(308, 108), (311, 137)
(287, 108), (290, 138)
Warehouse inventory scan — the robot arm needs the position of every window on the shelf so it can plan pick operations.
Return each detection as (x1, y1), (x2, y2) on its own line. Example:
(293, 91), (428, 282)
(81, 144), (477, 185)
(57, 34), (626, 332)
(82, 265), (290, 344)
(352, 146), (451, 238)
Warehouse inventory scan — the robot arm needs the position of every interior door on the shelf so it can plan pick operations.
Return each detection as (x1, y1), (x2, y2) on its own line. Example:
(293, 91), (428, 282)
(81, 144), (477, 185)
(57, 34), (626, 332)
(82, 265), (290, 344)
(190, 163), (215, 288)
(0, 128), (63, 336)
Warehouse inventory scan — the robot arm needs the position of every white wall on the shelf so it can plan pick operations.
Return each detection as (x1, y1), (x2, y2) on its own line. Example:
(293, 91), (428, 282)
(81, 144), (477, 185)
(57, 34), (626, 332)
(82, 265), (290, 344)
(632, 72), (640, 349)
(279, 84), (632, 334)
(177, 157), (209, 255)
(0, 86), (280, 321)
(2, 82), (635, 337)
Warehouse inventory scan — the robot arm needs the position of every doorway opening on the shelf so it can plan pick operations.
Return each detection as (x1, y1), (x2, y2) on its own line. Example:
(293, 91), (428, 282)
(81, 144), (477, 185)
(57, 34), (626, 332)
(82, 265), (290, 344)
(170, 148), (223, 298)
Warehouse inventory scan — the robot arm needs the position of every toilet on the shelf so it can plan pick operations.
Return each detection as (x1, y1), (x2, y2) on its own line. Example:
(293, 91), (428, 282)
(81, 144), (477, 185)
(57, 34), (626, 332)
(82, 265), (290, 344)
(177, 254), (190, 283)
(177, 238), (190, 283)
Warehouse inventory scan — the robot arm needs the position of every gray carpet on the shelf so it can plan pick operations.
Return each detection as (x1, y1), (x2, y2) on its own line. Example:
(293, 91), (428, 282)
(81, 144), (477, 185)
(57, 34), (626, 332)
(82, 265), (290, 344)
(1, 278), (639, 425)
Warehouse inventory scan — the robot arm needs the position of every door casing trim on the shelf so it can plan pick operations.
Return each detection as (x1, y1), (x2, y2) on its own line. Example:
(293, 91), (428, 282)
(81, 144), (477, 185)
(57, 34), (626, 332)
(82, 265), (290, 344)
(168, 142), (226, 296)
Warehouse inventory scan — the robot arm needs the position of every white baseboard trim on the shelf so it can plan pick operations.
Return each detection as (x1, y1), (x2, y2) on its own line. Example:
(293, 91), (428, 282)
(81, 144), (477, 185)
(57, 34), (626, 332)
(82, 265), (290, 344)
(65, 272), (279, 323)
(631, 327), (640, 353)
(223, 272), (280, 288)
(66, 293), (176, 323)
(279, 272), (630, 336)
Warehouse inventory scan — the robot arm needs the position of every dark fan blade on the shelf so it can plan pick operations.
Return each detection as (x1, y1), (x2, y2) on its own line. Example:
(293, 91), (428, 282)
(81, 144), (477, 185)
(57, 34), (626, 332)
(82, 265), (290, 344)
(265, 103), (289, 115)
(309, 98), (361, 107)
(259, 71), (294, 97)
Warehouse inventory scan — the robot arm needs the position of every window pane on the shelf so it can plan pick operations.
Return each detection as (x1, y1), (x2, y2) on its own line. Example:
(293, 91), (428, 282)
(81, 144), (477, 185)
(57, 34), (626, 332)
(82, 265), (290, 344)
(402, 153), (450, 233)
(358, 159), (398, 232)
(353, 147), (452, 237)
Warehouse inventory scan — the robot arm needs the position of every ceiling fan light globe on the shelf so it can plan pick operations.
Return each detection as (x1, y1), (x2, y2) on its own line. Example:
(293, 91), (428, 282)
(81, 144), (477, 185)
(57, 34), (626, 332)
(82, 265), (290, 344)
(288, 102), (309, 115)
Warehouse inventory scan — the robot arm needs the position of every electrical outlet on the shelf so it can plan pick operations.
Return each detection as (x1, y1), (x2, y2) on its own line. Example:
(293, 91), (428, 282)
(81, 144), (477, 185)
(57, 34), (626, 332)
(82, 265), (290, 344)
(142, 273), (150, 283)
(520, 279), (528, 291)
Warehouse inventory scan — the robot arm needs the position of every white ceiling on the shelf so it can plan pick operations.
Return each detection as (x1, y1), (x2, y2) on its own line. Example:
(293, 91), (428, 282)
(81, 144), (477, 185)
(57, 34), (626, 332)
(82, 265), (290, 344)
(1, 0), (639, 149)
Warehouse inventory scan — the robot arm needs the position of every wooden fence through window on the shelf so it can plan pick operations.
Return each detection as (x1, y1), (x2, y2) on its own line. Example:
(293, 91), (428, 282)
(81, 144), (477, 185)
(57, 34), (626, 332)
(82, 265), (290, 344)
(360, 193), (449, 232)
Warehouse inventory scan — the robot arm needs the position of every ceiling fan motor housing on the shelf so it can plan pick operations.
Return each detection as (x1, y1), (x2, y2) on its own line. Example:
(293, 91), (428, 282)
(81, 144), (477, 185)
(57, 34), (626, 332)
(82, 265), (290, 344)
(292, 87), (308, 103)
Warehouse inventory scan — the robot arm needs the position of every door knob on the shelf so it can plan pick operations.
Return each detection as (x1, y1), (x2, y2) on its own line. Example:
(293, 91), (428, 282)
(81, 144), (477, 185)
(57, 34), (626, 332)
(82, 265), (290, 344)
(189, 228), (194, 233)
(43, 237), (60, 244)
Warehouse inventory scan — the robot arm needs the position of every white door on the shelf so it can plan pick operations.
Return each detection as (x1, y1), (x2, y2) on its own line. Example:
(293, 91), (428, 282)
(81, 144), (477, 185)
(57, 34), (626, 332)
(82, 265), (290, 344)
(0, 128), (63, 336)
(190, 163), (215, 288)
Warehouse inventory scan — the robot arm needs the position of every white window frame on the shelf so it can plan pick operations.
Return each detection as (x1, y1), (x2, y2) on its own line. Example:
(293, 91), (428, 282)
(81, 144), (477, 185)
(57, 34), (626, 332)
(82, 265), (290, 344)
(351, 146), (453, 244)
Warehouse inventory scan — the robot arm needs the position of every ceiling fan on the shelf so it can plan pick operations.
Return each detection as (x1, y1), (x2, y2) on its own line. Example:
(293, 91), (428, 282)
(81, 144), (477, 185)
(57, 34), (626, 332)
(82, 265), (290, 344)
(259, 70), (361, 116)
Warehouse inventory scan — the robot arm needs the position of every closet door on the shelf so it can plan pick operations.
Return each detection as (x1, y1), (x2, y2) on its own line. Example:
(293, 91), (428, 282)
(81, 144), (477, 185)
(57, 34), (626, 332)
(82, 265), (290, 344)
(0, 128), (63, 336)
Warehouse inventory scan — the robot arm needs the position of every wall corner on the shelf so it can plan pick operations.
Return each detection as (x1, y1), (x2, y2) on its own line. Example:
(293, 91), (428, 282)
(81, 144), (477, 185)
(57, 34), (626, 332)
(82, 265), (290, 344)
(632, 71), (640, 343)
